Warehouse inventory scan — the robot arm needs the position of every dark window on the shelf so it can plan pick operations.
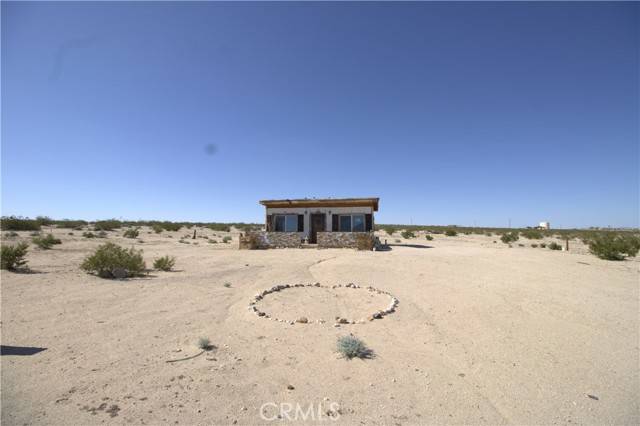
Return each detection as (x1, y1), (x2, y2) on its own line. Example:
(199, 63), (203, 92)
(339, 215), (352, 232)
(274, 215), (298, 232)
(352, 214), (365, 232)
(274, 215), (285, 232)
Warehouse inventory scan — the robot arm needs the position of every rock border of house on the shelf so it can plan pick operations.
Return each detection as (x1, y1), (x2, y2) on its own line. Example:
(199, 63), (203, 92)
(248, 282), (399, 326)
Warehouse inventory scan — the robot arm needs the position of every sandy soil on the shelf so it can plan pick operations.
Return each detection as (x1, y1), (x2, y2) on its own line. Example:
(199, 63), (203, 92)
(1, 227), (638, 425)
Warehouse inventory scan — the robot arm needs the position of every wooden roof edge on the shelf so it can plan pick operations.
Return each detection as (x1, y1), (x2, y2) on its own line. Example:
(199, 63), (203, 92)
(259, 198), (379, 211)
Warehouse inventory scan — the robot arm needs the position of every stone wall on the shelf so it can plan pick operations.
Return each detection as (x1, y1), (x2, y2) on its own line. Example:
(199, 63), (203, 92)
(239, 232), (303, 249)
(317, 232), (375, 250)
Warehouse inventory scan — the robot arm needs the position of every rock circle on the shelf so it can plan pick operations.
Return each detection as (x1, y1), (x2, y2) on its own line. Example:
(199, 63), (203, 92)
(248, 282), (399, 326)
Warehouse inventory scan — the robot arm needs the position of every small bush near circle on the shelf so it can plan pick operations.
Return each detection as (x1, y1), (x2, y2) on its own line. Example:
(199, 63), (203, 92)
(32, 234), (61, 249)
(531, 244), (538, 248)
(1, 242), (29, 270)
(337, 335), (373, 360)
(197, 337), (212, 350)
(123, 228), (140, 239)
(401, 230), (415, 239)
(425, 235), (433, 241)
(588, 233), (639, 260)
(540, 243), (547, 248)
(548, 242), (562, 251)
(153, 255), (175, 271)
(80, 242), (146, 279)
(444, 229), (457, 237)
(222, 236), (232, 243)
(500, 232), (519, 244)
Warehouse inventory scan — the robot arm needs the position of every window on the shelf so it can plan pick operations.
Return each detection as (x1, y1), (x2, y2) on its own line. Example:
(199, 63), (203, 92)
(339, 215), (352, 232)
(274, 215), (298, 232)
(352, 214), (365, 232)
(339, 214), (365, 232)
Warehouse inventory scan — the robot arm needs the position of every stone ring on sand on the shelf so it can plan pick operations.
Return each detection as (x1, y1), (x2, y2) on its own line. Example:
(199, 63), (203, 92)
(248, 283), (399, 326)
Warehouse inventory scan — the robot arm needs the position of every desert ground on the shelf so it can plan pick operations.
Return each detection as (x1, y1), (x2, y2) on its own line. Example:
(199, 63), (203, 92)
(1, 227), (638, 425)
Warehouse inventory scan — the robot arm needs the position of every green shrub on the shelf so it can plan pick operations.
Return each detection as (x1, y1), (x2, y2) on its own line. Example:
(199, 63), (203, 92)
(540, 243), (546, 248)
(401, 230), (415, 239)
(83, 231), (95, 238)
(531, 244), (538, 248)
(80, 242), (146, 278)
(54, 220), (87, 229)
(222, 236), (232, 243)
(521, 229), (543, 240)
(425, 235), (433, 241)
(1, 216), (41, 231)
(35, 216), (54, 226)
(500, 232), (519, 244)
(444, 229), (457, 237)
(485, 232), (493, 237)
(32, 234), (61, 249)
(123, 228), (140, 239)
(152, 224), (163, 234)
(1, 242), (29, 270)
(94, 220), (122, 231)
(153, 255), (175, 271)
(588, 233), (639, 260)
(5, 231), (19, 238)
(97, 230), (108, 238)
(208, 239), (218, 244)
(383, 228), (396, 236)
(197, 337), (212, 350)
(161, 222), (182, 232)
(336, 335), (373, 360)
(548, 242), (562, 251)
(208, 224), (230, 233)
(518, 244), (524, 247)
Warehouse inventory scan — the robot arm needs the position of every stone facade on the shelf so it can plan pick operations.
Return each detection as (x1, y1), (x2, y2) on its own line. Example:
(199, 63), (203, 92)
(317, 231), (375, 250)
(239, 231), (303, 249)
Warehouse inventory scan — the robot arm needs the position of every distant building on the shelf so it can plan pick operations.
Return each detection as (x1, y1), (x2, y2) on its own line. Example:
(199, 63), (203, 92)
(538, 221), (550, 230)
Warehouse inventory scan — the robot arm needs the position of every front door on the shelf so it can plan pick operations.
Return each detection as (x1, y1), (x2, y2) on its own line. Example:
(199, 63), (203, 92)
(310, 214), (325, 244)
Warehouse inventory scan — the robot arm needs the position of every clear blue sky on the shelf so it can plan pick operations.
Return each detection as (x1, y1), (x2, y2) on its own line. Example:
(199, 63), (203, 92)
(2, 2), (638, 228)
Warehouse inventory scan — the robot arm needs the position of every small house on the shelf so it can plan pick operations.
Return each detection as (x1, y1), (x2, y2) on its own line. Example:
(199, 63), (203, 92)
(240, 197), (379, 249)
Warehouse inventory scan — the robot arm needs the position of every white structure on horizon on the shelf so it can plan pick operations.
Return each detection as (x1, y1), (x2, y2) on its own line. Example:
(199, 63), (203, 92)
(538, 221), (550, 230)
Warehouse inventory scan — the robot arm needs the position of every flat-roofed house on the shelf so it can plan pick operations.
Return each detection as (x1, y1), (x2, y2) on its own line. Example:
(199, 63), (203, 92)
(240, 197), (379, 249)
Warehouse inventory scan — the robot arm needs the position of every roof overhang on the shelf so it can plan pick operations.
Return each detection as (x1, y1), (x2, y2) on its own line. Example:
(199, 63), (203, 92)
(259, 197), (379, 212)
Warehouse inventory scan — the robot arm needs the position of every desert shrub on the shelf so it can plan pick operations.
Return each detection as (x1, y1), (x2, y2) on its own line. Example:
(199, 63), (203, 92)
(153, 255), (175, 271)
(208, 224), (230, 233)
(83, 231), (96, 238)
(94, 220), (121, 231)
(588, 233), (639, 260)
(383, 228), (396, 236)
(355, 234), (375, 251)
(4, 231), (19, 238)
(197, 337), (212, 350)
(35, 216), (54, 226)
(548, 242), (562, 251)
(521, 229), (543, 240)
(485, 232), (493, 237)
(152, 224), (163, 234)
(123, 228), (140, 238)
(500, 232), (519, 244)
(336, 335), (373, 360)
(54, 219), (87, 229)
(208, 239), (218, 244)
(444, 229), (457, 237)
(223, 282), (231, 288)
(540, 243), (546, 248)
(32, 234), (61, 249)
(1, 216), (41, 231)
(401, 230), (415, 239)
(80, 242), (146, 278)
(425, 235), (433, 241)
(97, 230), (108, 238)
(160, 222), (182, 232)
(518, 244), (524, 247)
(1, 242), (29, 270)
(531, 244), (538, 248)
(222, 236), (232, 243)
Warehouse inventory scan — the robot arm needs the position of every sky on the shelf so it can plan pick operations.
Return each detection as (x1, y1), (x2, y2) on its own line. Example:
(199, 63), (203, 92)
(2, 2), (638, 228)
